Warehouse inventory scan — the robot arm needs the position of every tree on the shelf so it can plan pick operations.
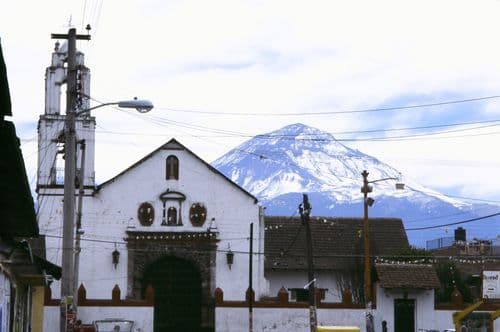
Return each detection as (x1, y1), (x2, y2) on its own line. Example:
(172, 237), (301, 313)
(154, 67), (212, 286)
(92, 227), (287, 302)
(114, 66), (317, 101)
(385, 245), (434, 263)
(334, 265), (364, 304)
(435, 261), (473, 303)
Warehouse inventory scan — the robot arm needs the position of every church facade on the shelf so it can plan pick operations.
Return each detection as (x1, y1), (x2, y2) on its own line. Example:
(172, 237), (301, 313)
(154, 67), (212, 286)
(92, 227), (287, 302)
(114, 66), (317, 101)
(37, 43), (266, 331)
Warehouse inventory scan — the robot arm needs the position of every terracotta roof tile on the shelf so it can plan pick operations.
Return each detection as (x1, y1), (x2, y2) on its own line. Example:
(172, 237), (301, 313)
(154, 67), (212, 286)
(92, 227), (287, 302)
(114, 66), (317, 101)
(376, 263), (440, 289)
(264, 216), (408, 271)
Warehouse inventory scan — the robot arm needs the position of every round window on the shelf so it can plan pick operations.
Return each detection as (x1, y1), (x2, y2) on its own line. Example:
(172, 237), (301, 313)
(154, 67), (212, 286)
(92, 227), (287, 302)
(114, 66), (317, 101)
(138, 202), (155, 226)
(189, 203), (207, 227)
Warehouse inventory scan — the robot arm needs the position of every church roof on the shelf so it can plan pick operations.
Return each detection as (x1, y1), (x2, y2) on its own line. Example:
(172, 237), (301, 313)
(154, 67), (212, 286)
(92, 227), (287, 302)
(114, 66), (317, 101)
(264, 216), (408, 271)
(97, 138), (258, 203)
(375, 263), (440, 289)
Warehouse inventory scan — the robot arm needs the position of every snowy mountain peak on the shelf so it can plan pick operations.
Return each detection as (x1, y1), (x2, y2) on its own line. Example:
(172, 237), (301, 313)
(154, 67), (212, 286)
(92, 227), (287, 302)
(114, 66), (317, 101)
(269, 123), (327, 137)
(213, 123), (401, 200)
(212, 123), (492, 247)
(257, 122), (350, 154)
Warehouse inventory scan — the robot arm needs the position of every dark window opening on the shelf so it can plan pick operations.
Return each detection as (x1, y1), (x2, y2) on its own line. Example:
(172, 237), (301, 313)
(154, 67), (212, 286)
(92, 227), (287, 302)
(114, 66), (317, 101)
(167, 207), (178, 225)
(288, 288), (327, 302)
(166, 155), (179, 180)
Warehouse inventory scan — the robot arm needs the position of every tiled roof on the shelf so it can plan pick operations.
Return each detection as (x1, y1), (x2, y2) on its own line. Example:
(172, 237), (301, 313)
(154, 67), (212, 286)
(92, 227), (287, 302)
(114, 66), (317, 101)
(264, 216), (408, 271)
(376, 263), (440, 289)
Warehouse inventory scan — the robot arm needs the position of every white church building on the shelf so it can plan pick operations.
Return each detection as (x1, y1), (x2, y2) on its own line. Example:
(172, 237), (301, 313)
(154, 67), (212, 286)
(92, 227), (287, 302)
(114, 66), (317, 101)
(37, 42), (265, 331)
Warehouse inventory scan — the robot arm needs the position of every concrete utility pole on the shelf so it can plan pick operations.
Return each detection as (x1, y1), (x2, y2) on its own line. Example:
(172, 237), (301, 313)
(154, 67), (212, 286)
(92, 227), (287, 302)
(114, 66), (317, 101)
(248, 222), (254, 332)
(74, 140), (86, 304)
(299, 194), (317, 332)
(51, 28), (90, 332)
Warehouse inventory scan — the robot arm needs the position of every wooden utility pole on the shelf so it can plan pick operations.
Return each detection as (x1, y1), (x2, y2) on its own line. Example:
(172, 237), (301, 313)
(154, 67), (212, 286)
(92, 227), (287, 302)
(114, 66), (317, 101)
(360, 170), (403, 332)
(51, 28), (90, 332)
(299, 194), (317, 332)
(361, 170), (374, 332)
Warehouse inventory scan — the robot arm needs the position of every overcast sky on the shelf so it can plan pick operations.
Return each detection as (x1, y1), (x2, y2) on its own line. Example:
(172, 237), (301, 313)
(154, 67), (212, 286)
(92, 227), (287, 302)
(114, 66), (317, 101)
(2, 0), (500, 204)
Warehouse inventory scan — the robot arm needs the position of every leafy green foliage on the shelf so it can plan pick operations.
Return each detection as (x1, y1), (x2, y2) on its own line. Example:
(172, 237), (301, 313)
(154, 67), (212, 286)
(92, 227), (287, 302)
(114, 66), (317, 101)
(383, 245), (434, 263)
(435, 261), (472, 303)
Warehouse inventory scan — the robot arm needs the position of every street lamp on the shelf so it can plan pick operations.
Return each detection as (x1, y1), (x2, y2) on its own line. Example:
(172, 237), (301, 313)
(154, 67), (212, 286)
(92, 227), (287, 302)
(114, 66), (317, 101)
(61, 98), (153, 330)
(361, 170), (404, 326)
(74, 98), (154, 116)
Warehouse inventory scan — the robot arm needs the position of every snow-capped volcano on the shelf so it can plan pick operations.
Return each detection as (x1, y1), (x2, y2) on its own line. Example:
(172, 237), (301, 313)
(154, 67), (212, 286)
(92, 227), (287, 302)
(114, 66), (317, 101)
(214, 123), (463, 205)
(213, 123), (497, 247)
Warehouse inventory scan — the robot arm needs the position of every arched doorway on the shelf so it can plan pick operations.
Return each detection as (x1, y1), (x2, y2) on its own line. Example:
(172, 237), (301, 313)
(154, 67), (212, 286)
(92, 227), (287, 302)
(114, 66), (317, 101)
(143, 256), (202, 332)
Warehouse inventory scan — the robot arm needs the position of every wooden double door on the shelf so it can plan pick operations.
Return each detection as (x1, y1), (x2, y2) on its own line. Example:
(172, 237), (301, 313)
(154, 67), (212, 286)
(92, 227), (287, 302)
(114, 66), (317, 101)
(394, 298), (415, 332)
(144, 256), (202, 332)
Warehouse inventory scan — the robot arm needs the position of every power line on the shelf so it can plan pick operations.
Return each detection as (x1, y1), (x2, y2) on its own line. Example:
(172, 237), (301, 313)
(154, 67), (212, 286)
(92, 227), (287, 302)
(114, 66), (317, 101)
(406, 211), (500, 231)
(85, 107), (500, 216)
(88, 95), (500, 152)
(81, 118), (500, 141)
(156, 94), (500, 116)
(406, 185), (500, 205)
(102, 108), (500, 143)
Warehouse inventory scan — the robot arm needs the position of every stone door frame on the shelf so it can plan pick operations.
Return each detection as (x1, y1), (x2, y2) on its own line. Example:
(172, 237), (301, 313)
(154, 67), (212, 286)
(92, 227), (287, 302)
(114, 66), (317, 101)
(126, 231), (218, 330)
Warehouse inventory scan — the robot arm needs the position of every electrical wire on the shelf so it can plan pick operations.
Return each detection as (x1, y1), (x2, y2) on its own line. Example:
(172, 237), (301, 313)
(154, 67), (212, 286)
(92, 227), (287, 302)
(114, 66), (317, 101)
(44, 117), (500, 142)
(156, 94), (500, 116)
(110, 107), (500, 142)
(406, 211), (500, 231)
(132, 103), (489, 141)
(88, 93), (500, 141)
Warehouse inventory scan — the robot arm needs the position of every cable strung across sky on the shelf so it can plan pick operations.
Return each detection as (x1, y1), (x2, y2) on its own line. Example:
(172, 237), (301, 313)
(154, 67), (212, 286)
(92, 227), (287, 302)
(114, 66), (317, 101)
(156, 94), (500, 116)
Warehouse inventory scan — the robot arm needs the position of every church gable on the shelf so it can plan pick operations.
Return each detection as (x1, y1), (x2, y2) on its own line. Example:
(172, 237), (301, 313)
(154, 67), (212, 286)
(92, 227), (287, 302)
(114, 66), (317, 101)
(94, 138), (258, 232)
(97, 139), (257, 202)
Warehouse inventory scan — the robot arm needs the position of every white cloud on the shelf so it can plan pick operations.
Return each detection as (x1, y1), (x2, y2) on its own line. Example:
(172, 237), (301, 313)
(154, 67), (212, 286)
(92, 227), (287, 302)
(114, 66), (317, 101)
(3, 0), (500, 201)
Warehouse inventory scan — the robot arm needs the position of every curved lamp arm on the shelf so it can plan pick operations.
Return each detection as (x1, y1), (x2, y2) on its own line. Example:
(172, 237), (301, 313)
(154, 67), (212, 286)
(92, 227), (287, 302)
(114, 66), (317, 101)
(75, 99), (154, 117)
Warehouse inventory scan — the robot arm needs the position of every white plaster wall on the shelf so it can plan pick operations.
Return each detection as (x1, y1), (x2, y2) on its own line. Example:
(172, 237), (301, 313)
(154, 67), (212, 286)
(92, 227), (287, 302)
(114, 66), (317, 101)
(431, 310), (500, 332)
(44, 305), (500, 332)
(374, 285), (437, 331)
(44, 306), (153, 331)
(63, 143), (263, 300)
(433, 310), (500, 332)
(374, 284), (456, 332)
(43, 306), (59, 331)
(216, 304), (500, 332)
(37, 191), (64, 299)
(216, 307), (366, 332)
(267, 271), (342, 302)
